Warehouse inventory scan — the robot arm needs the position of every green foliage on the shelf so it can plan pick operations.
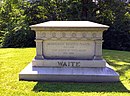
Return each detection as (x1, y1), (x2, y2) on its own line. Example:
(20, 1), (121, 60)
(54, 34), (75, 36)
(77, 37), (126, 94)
(0, 0), (82, 47)
(0, 0), (130, 50)
(0, 0), (35, 47)
(96, 1), (130, 51)
(2, 29), (35, 47)
(24, 0), (82, 23)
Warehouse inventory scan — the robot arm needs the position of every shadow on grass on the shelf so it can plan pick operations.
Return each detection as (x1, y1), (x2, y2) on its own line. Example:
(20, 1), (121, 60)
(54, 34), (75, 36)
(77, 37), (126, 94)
(107, 61), (130, 76)
(32, 82), (130, 92)
(32, 50), (130, 93)
(103, 50), (130, 78)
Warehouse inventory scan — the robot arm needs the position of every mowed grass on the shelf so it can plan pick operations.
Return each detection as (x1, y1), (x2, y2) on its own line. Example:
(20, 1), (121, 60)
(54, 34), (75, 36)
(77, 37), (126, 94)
(0, 48), (130, 96)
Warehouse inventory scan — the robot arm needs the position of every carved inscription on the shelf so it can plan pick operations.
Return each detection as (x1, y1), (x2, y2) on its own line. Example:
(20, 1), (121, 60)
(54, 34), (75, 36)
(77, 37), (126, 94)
(58, 61), (80, 67)
(43, 40), (95, 59)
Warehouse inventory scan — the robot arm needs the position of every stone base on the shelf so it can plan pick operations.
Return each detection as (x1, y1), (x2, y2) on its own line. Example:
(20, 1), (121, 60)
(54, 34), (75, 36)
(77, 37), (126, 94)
(19, 63), (119, 82)
(32, 59), (107, 67)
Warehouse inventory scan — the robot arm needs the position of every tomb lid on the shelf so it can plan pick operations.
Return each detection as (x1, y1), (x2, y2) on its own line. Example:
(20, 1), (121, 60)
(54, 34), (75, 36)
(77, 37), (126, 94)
(30, 21), (109, 31)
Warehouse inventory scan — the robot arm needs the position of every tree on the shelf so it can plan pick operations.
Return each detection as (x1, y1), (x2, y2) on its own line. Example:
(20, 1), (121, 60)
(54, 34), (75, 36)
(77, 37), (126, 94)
(0, 0), (130, 50)
(0, 0), (35, 47)
(96, 0), (130, 51)
(81, 0), (97, 21)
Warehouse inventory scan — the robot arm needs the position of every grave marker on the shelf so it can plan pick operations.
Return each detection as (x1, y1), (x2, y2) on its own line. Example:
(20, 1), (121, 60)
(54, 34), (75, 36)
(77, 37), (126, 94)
(19, 21), (119, 82)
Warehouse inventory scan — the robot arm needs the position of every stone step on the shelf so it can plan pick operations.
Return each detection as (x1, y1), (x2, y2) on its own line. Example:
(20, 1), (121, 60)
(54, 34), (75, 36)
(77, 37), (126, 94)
(19, 63), (119, 82)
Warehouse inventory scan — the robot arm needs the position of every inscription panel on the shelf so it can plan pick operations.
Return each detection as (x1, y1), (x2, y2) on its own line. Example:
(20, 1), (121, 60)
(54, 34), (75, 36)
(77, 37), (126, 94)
(43, 40), (95, 59)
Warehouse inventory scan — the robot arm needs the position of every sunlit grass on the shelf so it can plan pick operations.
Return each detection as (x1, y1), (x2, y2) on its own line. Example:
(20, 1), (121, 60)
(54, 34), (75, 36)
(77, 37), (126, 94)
(0, 48), (130, 96)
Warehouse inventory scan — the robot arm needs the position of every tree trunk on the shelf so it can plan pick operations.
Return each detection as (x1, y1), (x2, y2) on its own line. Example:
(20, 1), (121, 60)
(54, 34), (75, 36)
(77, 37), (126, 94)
(81, 0), (93, 20)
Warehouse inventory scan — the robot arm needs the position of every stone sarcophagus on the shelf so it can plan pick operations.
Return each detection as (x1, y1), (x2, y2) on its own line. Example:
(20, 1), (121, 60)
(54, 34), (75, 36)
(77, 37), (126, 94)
(19, 21), (119, 82)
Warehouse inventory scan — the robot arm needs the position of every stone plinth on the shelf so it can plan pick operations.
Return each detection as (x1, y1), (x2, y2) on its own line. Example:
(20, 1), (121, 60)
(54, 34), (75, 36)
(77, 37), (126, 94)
(19, 21), (119, 82)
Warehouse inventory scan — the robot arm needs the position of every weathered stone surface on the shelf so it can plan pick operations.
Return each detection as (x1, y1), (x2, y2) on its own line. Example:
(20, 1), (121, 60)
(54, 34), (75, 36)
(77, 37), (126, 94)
(19, 63), (119, 82)
(32, 59), (106, 67)
(43, 40), (95, 59)
(30, 21), (109, 31)
(31, 21), (108, 66)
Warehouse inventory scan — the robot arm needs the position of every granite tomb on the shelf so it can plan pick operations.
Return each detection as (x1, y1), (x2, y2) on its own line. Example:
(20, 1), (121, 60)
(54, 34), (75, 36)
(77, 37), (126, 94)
(19, 21), (119, 82)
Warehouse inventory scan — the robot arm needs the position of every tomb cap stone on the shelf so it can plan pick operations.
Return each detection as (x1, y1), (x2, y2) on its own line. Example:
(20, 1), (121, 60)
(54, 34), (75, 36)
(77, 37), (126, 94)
(30, 21), (109, 31)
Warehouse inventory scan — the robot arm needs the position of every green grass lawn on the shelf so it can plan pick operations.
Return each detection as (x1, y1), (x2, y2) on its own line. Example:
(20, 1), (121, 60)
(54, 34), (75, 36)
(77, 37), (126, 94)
(0, 48), (130, 96)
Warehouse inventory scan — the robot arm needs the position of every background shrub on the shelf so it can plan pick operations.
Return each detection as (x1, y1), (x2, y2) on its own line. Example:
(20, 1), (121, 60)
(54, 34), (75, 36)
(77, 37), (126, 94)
(0, 0), (130, 50)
